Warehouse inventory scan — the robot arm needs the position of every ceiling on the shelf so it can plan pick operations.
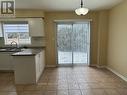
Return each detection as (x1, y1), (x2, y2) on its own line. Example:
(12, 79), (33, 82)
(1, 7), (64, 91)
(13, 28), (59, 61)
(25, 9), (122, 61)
(15, 0), (124, 11)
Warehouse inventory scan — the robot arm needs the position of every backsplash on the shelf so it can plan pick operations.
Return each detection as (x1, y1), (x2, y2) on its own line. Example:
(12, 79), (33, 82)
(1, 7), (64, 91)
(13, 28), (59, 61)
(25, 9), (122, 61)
(0, 37), (4, 47)
(31, 37), (46, 47)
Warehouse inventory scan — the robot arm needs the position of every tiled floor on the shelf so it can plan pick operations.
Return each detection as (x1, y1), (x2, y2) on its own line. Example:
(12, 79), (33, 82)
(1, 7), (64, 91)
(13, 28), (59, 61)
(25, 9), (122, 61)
(0, 66), (127, 95)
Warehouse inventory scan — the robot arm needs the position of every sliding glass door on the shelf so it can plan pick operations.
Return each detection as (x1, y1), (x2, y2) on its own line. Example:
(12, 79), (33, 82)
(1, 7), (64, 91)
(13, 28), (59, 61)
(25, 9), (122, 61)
(57, 24), (73, 64)
(56, 22), (90, 66)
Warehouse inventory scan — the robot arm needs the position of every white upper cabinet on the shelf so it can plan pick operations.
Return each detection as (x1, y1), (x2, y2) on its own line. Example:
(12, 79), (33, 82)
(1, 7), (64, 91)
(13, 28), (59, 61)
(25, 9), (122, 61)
(0, 18), (45, 37)
(28, 18), (45, 37)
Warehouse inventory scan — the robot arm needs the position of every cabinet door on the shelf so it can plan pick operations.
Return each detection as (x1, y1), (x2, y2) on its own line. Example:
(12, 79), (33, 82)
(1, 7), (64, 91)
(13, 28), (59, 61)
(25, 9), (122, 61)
(35, 54), (40, 81)
(0, 53), (13, 70)
(39, 51), (45, 73)
(28, 18), (45, 37)
(35, 51), (45, 81)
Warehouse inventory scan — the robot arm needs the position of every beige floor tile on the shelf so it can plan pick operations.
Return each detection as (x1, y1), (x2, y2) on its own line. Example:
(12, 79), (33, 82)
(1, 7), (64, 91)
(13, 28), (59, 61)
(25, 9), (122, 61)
(92, 89), (107, 95)
(0, 92), (18, 95)
(100, 82), (117, 88)
(0, 85), (10, 91)
(117, 88), (127, 95)
(46, 85), (57, 91)
(88, 82), (103, 89)
(105, 89), (120, 95)
(115, 82), (127, 88)
(8, 85), (17, 91)
(23, 85), (46, 91)
(22, 91), (44, 95)
(15, 85), (24, 92)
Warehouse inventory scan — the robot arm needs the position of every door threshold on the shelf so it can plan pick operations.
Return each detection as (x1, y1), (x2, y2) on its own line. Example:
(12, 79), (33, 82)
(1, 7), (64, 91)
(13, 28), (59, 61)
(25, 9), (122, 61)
(58, 64), (89, 67)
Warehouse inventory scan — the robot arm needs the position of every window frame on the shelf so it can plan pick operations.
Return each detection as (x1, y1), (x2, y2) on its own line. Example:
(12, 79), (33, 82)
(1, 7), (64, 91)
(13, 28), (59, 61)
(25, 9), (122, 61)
(1, 21), (31, 45)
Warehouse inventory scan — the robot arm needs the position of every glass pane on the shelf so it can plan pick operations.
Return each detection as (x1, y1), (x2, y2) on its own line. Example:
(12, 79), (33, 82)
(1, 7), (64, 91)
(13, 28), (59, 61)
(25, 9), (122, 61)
(57, 24), (72, 64)
(57, 22), (90, 65)
(4, 32), (18, 45)
(3, 23), (31, 45)
(19, 32), (31, 44)
(72, 23), (89, 64)
(0, 23), (3, 37)
(3, 24), (29, 33)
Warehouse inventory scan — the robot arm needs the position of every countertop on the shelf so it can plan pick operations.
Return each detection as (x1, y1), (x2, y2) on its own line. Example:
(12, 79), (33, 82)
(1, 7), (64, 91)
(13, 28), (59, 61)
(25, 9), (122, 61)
(12, 49), (42, 56)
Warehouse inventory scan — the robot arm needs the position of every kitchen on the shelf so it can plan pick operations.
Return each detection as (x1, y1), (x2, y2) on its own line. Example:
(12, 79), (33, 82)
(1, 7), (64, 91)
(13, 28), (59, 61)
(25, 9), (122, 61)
(0, 16), (46, 84)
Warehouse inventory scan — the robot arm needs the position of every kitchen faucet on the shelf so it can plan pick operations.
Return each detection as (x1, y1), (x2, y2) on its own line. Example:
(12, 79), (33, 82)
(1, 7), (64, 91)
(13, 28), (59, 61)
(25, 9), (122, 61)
(10, 41), (18, 48)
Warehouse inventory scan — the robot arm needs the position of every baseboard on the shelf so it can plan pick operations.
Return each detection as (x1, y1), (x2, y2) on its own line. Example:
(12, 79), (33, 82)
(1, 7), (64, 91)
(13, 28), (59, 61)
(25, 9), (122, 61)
(89, 64), (106, 68)
(106, 66), (127, 82)
(45, 65), (57, 68)
(89, 64), (97, 67)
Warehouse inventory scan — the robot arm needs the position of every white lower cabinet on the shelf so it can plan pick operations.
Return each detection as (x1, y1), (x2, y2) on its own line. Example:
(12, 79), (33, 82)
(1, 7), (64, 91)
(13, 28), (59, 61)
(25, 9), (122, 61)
(14, 50), (45, 84)
(35, 54), (40, 81)
(0, 52), (14, 70)
(40, 51), (45, 73)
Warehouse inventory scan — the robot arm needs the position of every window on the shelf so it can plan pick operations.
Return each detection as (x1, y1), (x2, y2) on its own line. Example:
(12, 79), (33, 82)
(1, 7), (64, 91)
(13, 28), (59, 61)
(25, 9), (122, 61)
(0, 23), (3, 37)
(2, 21), (31, 45)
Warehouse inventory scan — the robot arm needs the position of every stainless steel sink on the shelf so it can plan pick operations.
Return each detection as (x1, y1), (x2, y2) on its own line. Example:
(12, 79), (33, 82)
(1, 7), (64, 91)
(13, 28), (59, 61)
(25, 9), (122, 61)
(10, 48), (22, 52)
(0, 48), (22, 52)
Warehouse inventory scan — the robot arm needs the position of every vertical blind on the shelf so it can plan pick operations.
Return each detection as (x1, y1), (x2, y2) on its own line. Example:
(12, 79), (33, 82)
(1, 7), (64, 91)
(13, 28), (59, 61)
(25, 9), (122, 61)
(3, 21), (29, 33)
